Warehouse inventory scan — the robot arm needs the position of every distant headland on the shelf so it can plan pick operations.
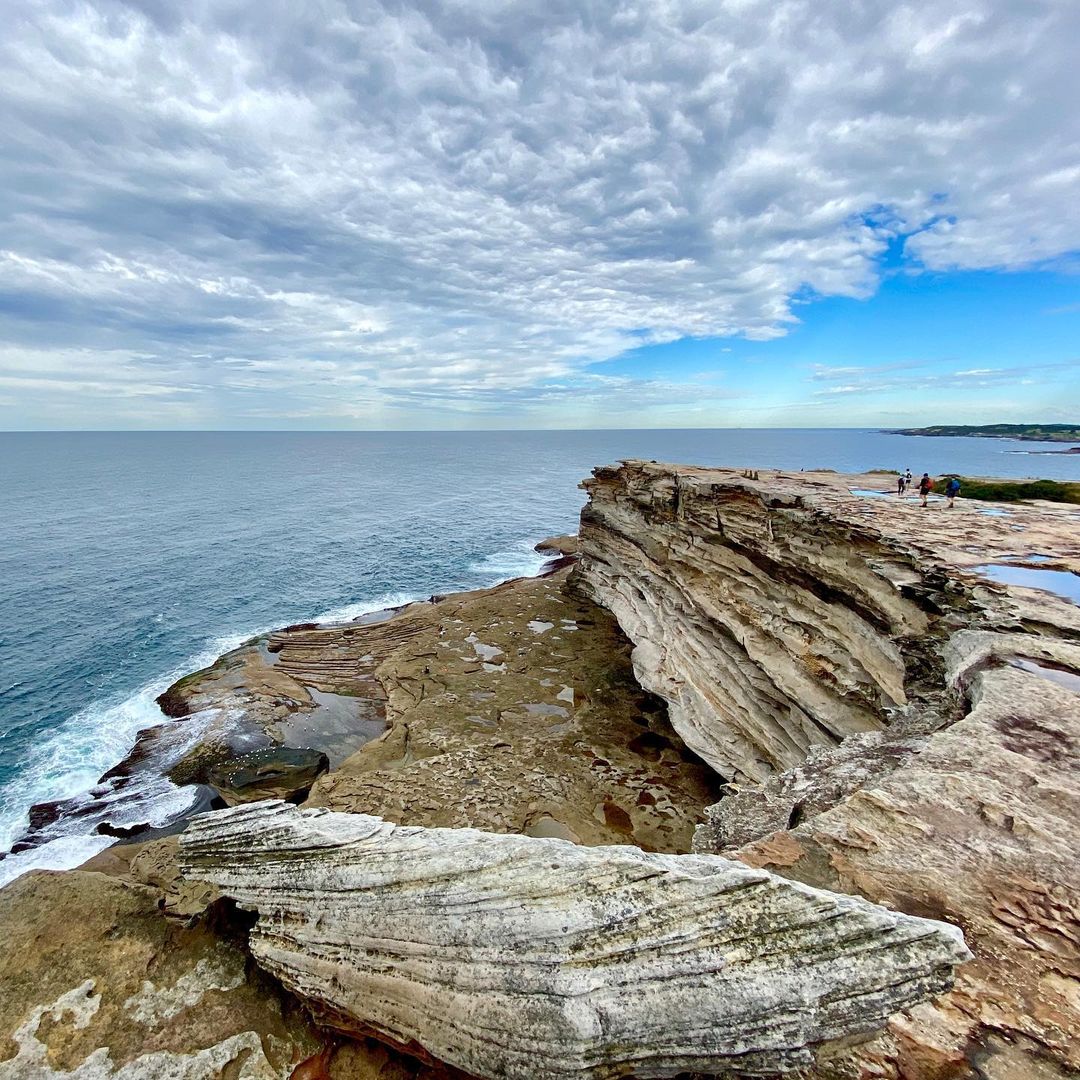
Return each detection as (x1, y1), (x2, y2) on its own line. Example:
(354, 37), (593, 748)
(888, 423), (1080, 446)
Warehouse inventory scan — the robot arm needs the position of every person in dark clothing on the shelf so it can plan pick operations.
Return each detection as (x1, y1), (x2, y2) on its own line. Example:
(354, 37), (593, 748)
(918, 473), (933, 507)
(945, 476), (961, 507)
(897, 473), (906, 495)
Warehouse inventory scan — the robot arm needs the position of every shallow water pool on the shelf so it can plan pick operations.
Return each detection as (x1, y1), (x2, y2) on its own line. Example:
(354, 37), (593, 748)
(976, 564), (1080, 604)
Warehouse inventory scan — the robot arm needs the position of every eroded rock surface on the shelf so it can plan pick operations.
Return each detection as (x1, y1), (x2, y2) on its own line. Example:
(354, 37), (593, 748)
(574, 463), (975, 782)
(180, 800), (970, 1080)
(303, 567), (719, 851)
(0, 867), (320, 1078)
(735, 658), (1080, 1080)
(577, 461), (1080, 1079)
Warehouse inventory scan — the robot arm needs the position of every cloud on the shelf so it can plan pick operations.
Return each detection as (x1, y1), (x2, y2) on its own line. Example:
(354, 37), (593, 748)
(810, 361), (925, 381)
(0, 0), (1077, 424)
(808, 360), (1076, 397)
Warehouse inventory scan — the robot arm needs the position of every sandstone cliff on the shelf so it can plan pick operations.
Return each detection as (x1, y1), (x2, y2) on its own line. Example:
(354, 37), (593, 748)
(574, 461), (1080, 1079)
(3, 462), (1077, 1080)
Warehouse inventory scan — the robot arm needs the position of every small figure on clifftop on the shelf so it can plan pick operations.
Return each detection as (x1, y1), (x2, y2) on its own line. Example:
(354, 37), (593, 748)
(905, 468), (913, 487)
(945, 476), (961, 507)
(918, 473), (934, 507)
(897, 473), (906, 495)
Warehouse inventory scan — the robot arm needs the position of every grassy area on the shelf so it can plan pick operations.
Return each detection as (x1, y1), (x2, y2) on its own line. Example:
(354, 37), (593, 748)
(935, 476), (1080, 504)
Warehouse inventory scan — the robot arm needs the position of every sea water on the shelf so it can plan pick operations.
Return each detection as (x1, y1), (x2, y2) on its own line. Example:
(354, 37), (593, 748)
(1, 428), (1077, 883)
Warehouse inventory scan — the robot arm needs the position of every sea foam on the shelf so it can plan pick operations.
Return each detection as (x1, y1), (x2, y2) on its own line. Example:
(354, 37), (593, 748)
(0, 631), (258, 866)
(0, 544), (560, 886)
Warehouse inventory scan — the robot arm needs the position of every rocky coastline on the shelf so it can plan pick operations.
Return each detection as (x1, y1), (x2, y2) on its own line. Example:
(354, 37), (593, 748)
(1, 463), (1078, 1078)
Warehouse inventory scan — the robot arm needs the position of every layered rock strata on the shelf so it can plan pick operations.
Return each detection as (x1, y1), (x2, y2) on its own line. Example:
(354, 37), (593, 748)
(575, 461), (1080, 1079)
(574, 463), (968, 782)
(179, 799), (970, 1080)
(155, 564), (720, 853)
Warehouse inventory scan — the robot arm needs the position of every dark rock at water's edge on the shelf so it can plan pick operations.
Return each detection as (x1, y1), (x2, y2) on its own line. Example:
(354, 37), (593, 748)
(207, 746), (330, 806)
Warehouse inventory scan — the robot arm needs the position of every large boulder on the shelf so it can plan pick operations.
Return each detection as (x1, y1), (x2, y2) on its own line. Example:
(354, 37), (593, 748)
(179, 800), (970, 1080)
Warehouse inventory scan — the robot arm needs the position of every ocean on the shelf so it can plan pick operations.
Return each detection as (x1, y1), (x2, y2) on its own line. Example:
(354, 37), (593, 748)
(1, 428), (1077, 884)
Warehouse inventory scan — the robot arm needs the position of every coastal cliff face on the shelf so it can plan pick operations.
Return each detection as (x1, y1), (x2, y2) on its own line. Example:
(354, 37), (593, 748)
(573, 462), (961, 782)
(575, 461), (1080, 1079)
(2, 461), (1078, 1080)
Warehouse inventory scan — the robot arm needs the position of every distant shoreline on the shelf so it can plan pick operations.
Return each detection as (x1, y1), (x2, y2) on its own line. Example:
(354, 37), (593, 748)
(888, 424), (1080, 446)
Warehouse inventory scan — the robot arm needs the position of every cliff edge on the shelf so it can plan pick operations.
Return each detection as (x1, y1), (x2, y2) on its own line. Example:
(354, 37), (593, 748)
(575, 460), (1080, 1079)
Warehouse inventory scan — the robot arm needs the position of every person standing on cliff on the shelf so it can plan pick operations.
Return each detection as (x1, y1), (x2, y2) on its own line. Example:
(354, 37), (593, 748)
(945, 476), (961, 507)
(918, 473), (934, 507)
(905, 468), (913, 488)
(896, 473), (906, 495)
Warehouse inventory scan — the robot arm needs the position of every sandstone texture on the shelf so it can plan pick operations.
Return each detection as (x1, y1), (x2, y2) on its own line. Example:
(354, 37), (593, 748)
(0, 866), (321, 1078)
(576, 461), (1080, 1079)
(146, 562), (720, 852)
(180, 799), (970, 1080)
(5, 461), (1078, 1080)
(301, 567), (718, 852)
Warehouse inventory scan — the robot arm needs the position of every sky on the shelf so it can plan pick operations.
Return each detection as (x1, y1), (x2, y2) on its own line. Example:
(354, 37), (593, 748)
(1, 0), (1078, 430)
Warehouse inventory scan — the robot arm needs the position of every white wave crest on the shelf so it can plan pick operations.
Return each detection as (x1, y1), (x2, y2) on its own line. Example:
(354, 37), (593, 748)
(468, 541), (552, 582)
(0, 834), (117, 888)
(0, 537), (560, 882)
(311, 591), (424, 626)
(0, 631), (262, 859)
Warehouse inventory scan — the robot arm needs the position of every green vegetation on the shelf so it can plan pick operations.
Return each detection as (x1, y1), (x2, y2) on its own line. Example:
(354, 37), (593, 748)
(935, 476), (1080, 504)
(891, 424), (1080, 443)
(867, 468), (900, 474)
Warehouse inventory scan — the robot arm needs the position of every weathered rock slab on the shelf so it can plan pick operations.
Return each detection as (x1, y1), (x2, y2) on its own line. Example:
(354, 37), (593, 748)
(734, 661), (1080, 1080)
(180, 800), (970, 1080)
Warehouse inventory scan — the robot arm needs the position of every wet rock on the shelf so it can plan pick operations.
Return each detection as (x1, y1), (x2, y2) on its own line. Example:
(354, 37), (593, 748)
(207, 746), (329, 806)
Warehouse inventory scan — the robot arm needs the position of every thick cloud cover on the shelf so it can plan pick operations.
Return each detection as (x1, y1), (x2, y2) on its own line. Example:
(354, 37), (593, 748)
(1, 0), (1077, 425)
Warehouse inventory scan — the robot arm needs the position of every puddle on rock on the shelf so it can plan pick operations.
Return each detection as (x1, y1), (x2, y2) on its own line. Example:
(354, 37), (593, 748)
(1011, 659), (1080, 694)
(976, 565), (1080, 605)
(523, 702), (570, 718)
(276, 688), (387, 768)
(849, 488), (893, 498)
(259, 641), (281, 666)
(524, 816), (581, 842)
(977, 508), (1012, 517)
